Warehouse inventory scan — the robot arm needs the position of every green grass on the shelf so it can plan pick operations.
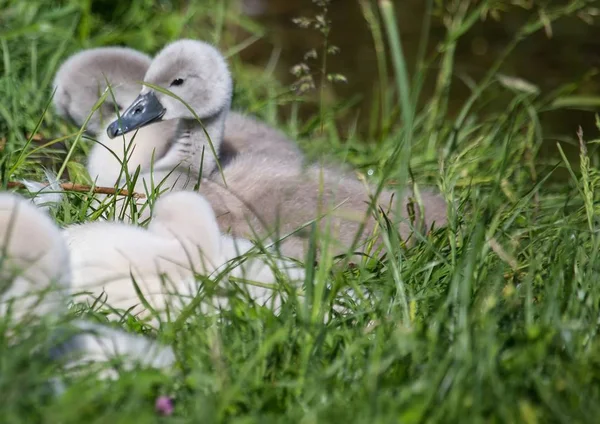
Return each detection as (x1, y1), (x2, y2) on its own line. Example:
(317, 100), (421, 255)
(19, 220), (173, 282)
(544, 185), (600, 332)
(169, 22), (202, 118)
(2, 0), (600, 422)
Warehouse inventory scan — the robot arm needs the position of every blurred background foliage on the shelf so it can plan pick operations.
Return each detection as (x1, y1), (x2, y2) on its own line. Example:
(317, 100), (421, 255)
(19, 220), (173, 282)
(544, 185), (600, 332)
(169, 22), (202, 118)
(2, 0), (599, 141)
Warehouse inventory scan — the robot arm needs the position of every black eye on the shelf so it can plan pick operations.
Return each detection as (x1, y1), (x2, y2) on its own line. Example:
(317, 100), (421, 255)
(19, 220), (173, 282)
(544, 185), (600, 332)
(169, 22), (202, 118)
(170, 78), (184, 87)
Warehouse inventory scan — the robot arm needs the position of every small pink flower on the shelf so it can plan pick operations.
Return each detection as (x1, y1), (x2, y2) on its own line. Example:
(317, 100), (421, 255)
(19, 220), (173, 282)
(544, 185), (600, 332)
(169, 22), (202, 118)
(155, 395), (174, 416)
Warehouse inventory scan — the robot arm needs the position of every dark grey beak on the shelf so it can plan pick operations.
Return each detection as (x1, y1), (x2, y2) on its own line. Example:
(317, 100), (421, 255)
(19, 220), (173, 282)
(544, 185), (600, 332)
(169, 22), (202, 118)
(106, 91), (166, 139)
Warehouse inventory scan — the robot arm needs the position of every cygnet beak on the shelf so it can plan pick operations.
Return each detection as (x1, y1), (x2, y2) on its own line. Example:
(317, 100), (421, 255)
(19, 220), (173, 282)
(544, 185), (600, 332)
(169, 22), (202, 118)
(107, 91), (166, 138)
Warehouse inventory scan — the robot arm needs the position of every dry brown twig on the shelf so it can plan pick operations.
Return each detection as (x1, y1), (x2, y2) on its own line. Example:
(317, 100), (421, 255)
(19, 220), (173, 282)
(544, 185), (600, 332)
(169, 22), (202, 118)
(3, 133), (143, 198)
(5, 181), (146, 199)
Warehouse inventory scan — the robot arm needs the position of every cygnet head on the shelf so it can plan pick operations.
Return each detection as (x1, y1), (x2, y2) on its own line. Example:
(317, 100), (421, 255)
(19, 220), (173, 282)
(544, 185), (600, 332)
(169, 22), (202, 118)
(0, 193), (70, 321)
(148, 191), (223, 264)
(53, 47), (152, 134)
(107, 40), (232, 138)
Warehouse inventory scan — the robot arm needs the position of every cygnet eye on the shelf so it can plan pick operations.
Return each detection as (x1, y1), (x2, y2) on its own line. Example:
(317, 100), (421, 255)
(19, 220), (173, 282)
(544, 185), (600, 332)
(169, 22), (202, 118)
(170, 78), (184, 87)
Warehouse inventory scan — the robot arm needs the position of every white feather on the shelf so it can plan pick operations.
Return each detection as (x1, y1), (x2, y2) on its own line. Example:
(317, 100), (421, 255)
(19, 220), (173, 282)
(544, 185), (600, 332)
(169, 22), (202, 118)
(20, 169), (63, 212)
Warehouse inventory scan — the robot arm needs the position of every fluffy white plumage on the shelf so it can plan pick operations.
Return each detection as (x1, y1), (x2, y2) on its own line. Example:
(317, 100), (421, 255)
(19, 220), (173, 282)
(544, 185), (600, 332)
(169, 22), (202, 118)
(0, 192), (177, 377)
(64, 190), (305, 324)
(0, 192), (70, 321)
(1, 186), (304, 386)
(0, 190), (304, 383)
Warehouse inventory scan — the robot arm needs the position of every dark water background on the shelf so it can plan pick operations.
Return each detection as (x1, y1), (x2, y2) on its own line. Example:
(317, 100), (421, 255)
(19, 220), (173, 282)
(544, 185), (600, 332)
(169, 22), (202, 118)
(234, 0), (600, 158)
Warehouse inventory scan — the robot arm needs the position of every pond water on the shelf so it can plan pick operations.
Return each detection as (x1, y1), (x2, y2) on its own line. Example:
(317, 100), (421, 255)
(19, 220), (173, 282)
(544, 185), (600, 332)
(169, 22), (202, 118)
(237, 0), (600, 158)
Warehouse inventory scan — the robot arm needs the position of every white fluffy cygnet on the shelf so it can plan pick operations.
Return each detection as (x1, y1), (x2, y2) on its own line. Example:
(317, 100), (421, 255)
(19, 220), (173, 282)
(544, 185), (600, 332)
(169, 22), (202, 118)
(64, 190), (305, 324)
(0, 192), (176, 378)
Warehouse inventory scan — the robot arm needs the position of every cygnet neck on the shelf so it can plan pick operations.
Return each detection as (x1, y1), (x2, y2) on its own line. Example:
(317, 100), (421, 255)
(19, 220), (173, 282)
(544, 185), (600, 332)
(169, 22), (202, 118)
(155, 107), (229, 180)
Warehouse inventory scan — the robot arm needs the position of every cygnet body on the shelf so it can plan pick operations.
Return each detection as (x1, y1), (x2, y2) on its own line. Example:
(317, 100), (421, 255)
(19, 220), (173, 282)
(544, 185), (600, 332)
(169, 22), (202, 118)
(64, 191), (305, 323)
(0, 192), (176, 376)
(108, 39), (448, 261)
